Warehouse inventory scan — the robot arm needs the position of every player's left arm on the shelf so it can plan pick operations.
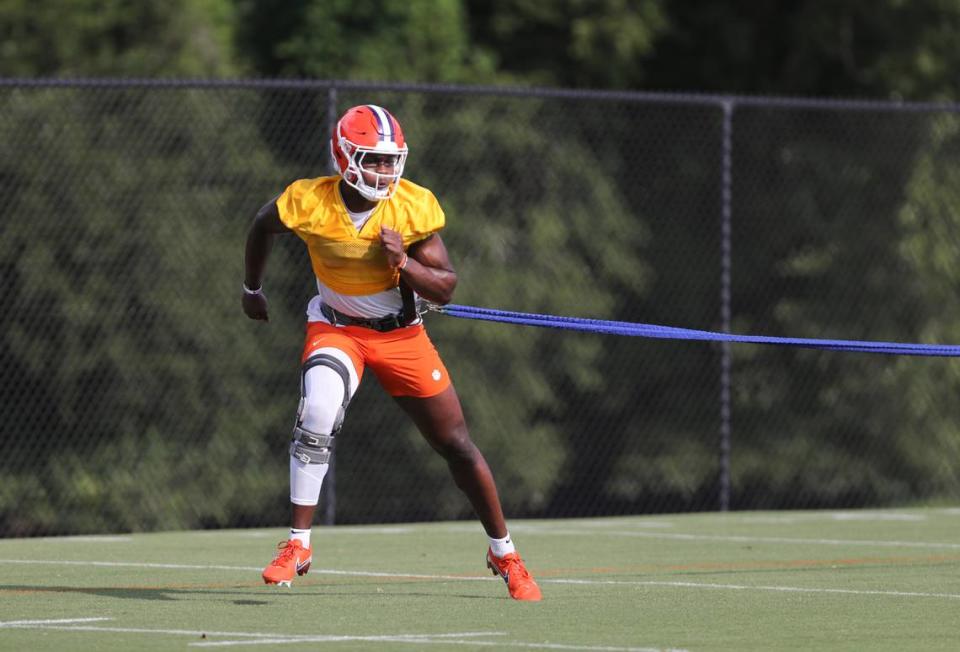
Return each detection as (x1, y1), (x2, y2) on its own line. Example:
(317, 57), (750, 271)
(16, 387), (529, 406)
(380, 228), (457, 305)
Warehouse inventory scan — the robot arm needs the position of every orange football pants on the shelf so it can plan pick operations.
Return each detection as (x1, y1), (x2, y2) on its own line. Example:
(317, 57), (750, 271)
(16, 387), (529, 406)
(301, 321), (451, 398)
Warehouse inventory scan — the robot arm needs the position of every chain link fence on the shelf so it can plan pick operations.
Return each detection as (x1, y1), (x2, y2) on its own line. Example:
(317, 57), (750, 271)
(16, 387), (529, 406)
(2, 80), (960, 536)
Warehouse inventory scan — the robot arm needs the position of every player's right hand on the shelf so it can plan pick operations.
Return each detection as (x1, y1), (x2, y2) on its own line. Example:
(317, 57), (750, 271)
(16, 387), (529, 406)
(242, 291), (269, 321)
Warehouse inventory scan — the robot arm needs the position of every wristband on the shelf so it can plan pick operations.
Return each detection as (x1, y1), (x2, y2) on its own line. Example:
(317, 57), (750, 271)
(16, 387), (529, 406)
(243, 283), (264, 296)
(398, 253), (409, 271)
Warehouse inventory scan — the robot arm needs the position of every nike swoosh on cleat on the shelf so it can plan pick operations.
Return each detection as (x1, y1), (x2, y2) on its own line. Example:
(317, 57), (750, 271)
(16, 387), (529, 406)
(296, 557), (311, 572)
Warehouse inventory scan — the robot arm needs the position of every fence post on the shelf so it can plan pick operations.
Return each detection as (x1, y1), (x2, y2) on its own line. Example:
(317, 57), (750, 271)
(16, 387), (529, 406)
(322, 85), (339, 526)
(719, 99), (734, 512)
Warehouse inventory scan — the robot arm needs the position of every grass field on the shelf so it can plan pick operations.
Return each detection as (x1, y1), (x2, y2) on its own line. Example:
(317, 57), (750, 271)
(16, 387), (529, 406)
(1, 509), (959, 651)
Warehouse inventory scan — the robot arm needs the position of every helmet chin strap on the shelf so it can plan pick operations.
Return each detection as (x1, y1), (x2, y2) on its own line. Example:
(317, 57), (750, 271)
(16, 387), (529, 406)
(357, 186), (385, 201)
(346, 168), (396, 201)
(339, 175), (386, 207)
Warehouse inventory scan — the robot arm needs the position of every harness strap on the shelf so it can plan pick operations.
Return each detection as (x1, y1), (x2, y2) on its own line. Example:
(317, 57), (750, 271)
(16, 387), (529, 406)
(319, 297), (418, 332)
(399, 278), (417, 327)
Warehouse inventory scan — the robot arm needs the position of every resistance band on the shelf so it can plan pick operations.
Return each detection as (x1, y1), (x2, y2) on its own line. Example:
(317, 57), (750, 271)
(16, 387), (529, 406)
(437, 304), (960, 358)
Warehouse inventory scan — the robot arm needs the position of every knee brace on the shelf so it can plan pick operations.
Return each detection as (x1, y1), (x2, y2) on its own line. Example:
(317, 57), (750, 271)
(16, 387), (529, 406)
(290, 353), (352, 465)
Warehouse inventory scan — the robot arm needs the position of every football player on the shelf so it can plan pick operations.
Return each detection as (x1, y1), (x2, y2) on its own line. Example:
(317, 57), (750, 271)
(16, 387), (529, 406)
(242, 104), (541, 601)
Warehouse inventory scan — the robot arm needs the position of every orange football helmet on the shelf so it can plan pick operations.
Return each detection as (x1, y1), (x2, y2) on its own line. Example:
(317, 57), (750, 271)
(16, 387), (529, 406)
(330, 104), (408, 201)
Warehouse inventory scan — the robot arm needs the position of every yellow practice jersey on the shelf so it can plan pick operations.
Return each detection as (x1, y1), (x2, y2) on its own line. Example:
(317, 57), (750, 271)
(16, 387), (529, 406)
(276, 176), (445, 295)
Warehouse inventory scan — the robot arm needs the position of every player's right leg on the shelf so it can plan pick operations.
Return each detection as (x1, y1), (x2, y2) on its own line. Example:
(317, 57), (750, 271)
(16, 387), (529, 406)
(263, 339), (362, 586)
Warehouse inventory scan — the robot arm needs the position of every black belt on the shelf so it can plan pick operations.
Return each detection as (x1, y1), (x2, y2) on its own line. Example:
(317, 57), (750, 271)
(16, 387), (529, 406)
(320, 303), (412, 332)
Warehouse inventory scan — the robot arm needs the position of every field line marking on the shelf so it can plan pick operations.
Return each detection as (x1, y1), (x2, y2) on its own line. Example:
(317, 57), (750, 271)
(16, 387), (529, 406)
(550, 578), (960, 599)
(0, 622), (499, 642)
(0, 558), (495, 581)
(2, 558), (958, 600)
(223, 527), (415, 537)
(510, 528), (960, 550)
(36, 536), (133, 542)
(0, 617), (110, 627)
(0, 621), (677, 652)
(828, 512), (926, 521)
(191, 632), (507, 648)
(0, 623), (300, 638)
(536, 552), (960, 577)
(0, 559), (263, 572)
(192, 635), (678, 651)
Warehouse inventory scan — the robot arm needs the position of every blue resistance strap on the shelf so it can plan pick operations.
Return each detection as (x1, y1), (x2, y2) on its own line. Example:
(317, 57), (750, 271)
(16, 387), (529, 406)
(438, 304), (960, 358)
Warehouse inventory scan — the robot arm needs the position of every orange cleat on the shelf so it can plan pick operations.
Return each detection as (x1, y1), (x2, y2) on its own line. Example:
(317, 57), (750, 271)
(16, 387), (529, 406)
(262, 539), (312, 587)
(486, 548), (542, 601)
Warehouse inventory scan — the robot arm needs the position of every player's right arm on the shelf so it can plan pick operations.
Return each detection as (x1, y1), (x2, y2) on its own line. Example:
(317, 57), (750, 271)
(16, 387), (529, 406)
(242, 196), (292, 321)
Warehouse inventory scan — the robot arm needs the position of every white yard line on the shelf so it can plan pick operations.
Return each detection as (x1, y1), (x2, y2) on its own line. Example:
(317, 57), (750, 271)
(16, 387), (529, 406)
(8, 529), (960, 561)
(549, 579), (960, 599)
(190, 632), (503, 647)
(0, 618), (110, 627)
(0, 621), (496, 641)
(0, 620), (682, 652)
(507, 528), (960, 550)
(36, 536), (134, 542)
(591, 521), (675, 529)
(1, 556), (958, 601)
(0, 559), (265, 572)
(444, 521), (676, 532)
(828, 512), (926, 521)
(0, 622), (303, 638)
(0, 558), (495, 581)
(192, 635), (678, 650)
(224, 527), (415, 537)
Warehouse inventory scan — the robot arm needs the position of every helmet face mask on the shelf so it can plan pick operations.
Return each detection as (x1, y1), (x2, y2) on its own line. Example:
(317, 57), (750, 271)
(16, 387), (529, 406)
(331, 105), (408, 201)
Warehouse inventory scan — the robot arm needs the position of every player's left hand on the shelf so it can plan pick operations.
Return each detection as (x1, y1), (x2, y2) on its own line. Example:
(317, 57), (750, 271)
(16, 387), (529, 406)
(379, 226), (406, 268)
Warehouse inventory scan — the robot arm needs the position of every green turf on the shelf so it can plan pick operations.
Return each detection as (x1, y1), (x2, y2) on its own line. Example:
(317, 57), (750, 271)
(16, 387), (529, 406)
(1, 509), (959, 651)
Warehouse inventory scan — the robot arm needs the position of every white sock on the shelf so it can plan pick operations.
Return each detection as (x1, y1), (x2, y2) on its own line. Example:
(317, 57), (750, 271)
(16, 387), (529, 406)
(290, 528), (311, 548)
(489, 532), (516, 557)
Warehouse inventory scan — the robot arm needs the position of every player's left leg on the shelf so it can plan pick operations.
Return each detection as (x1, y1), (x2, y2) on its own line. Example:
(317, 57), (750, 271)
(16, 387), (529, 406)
(394, 386), (506, 536)
(394, 387), (542, 602)
(368, 323), (541, 601)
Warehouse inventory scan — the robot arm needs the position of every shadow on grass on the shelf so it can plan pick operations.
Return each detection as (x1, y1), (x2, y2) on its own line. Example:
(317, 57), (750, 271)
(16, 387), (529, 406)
(0, 582), (503, 603)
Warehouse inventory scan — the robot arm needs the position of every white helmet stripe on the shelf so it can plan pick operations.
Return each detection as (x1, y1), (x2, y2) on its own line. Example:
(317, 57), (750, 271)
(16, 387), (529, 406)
(367, 104), (393, 141)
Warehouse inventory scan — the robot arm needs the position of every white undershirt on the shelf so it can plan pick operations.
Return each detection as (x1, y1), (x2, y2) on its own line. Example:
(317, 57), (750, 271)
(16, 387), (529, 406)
(346, 206), (374, 230)
(305, 205), (417, 323)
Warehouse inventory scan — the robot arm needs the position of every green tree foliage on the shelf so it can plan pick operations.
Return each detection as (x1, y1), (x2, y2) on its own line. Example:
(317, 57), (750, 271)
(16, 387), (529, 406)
(235, 0), (496, 83)
(0, 0), (237, 77)
(890, 115), (960, 498)
(4, 1), (960, 535)
(643, 0), (960, 99)
(723, 108), (936, 507)
(463, 0), (960, 510)
(660, 1), (960, 508)
(0, 84), (315, 534)
(0, 3), (290, 534)
(466, 0), (668, 88)
(412, 95), (651, 516)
